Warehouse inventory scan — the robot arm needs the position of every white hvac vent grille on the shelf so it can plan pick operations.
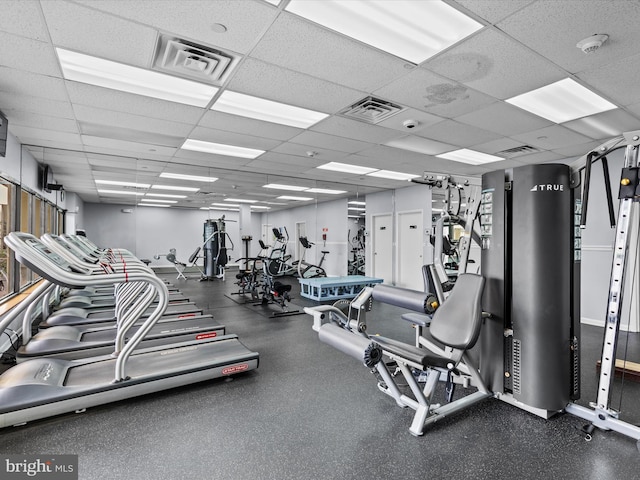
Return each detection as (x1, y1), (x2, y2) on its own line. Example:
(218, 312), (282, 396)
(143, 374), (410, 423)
(512, 339), (522, 395)
(153, 35), (240, 85)
(340, 96), (405, 124)
(495, 145), (540, 158)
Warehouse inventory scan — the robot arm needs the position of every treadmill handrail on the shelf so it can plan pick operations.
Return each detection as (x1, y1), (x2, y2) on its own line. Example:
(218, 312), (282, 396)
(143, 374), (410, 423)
(4, 232), (169, 382)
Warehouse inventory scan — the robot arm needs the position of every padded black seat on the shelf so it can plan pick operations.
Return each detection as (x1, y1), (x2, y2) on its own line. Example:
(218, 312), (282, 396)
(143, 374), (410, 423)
(273, 281), (292, 296)
(371, 335), (450, 369)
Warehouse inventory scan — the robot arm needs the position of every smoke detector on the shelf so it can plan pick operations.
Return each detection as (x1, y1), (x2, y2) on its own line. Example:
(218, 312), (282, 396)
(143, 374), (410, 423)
(576, 34), (608, 54)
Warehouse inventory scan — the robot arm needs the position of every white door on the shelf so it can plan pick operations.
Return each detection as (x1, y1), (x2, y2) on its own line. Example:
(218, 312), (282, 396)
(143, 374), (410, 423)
(372, 214), (393, 283)
(397, 211), (424, 290)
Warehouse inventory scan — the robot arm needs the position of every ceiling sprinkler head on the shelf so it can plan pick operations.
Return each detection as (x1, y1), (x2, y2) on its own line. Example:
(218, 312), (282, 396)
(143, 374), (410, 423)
(576, 34), (608, 54)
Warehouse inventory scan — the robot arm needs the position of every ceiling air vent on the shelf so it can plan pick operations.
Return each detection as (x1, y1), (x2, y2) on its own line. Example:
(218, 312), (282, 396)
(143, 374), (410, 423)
(340, 96), (405, 124)
(495, 145), (540, 158)
(153, 35), (240, 86)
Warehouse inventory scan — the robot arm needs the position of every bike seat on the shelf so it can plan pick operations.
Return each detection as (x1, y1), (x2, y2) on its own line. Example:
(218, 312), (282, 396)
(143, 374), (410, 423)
(273, 281), (292, 295)
(321, 251), (329, 254)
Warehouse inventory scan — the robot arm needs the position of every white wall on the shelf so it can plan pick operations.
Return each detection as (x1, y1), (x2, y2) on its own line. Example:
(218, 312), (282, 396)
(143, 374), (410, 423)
(259, 198), (348, 276)
(365, 184), (432, 288)
(82, 204), (242, 267)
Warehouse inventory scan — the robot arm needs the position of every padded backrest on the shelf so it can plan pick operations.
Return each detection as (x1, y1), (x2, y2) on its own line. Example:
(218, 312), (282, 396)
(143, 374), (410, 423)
(429, 273), (484, 350)
(188, 247), (201, 263)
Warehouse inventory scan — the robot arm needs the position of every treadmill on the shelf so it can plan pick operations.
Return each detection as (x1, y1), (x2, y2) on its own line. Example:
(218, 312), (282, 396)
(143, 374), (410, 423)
(0, 232), (259, 428)
(16, 282), (226, 362)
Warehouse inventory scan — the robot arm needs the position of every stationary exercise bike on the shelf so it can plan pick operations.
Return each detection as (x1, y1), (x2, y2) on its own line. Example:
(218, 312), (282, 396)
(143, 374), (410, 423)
(264, 227), (297, 277)
(296, 237), (328, 279)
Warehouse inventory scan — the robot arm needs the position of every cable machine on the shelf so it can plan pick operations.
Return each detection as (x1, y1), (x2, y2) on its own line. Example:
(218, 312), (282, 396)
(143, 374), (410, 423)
(202, 217), (234, 281)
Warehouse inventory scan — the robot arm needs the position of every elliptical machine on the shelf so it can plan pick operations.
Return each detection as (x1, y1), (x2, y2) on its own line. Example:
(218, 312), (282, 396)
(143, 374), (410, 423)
(264, 227), (296, 277)
(297, 237), (328, 279)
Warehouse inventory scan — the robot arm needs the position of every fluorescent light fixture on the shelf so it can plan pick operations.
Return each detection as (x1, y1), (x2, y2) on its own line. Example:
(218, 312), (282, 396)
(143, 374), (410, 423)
(181, 138), (265, 159)
(348, 207), (366, 211)
(348, 215), (364, 219)
(436, 149), (503, 165)
(138, 203), (170, 208)
(56, 48), (218, 107)
(317, 162), (377, 175)
(145, 193), (187, 199)
(366, 170), (420, 181)
(349, 201), (366, 206)
(95, 180), (150, 188)
(97, 189), (145, 196)
(209, 206), (239, 211)
(212, 203), (239, 208)
(160, 172), (218, 182)
(306, 188), (347, 194)
(140, 199), (178, 204)
(225, 198), (257, 204)
(251, 205), (271, 210)
(285, 0), (482, 64)
(212, 91), (328, 128)
(505, 78), (617, 123)
(151, 185), (200, 192)
(277, 195), (314, 201)
(263, 183), (308, 191)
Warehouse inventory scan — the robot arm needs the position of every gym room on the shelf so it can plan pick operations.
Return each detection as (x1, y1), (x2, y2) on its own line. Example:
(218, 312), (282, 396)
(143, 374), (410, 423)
(1, 1), (640, 479)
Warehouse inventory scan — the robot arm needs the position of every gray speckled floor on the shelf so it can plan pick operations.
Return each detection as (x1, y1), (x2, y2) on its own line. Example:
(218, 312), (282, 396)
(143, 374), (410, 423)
(2, 273), (640, 479)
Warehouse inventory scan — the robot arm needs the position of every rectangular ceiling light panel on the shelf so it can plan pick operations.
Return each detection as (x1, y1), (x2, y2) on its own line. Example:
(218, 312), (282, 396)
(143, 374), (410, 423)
(367, 170), (419, 180)
(56, 48), (218, 107)
(317, 162), (377, 175)
(181, 139), (265, 159)
(160, 172), (218, 182)
(306, 188), (347, 194)
(506, 78), (617, 124)
(286, 0), (482, 64)
(212, 91), (328, 128)
(95, 180), (150, 188)
(437, 148), (503, 165)
(277, 195), (314, 201)
(151, 185), (200, 192)
(263, 183), (309, 191)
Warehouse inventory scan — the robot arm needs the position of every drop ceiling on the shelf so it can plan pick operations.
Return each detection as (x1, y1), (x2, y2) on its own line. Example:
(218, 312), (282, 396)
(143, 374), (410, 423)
(0, 0), (639, 211)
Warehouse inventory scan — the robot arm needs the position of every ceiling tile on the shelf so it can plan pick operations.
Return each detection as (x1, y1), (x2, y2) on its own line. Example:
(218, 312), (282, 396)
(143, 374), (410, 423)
(250, 12), (409, 92)
(41, 0), (157, 67)
(75, 0), (277, 54)
(563, 109), (640, 140)
(0, 67), (68, 101)
(227, 58), (365, 114)
(455, 102), (552, 136)
(510, 125), (593, 150)
(0, 0), (50, 41)
(577, 52), (640, 107)
(497, 0), (640, 74)
(452, 0), (535, 24)
(73, 105), (194, 137)
(65, 82), (206, 123)
(10, 125), (81, 144)
(415, 120), (501, 147)
(9, 111), (79, 133)
(552, 140), (607, 158)
(0, 32), (61, 77)
(189, 126), (282, 151)
(425, 28), (566, 99)
(199, 110), (302, 142)
(82, 136), (178, 157)
(376, 108), (445, 133)
(374, 68), (497, 118)
(0, 93), (75, 120)
(310, 117), (400, 144)
(288, 131), (372, 154)
(270, 142), (349, 162)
